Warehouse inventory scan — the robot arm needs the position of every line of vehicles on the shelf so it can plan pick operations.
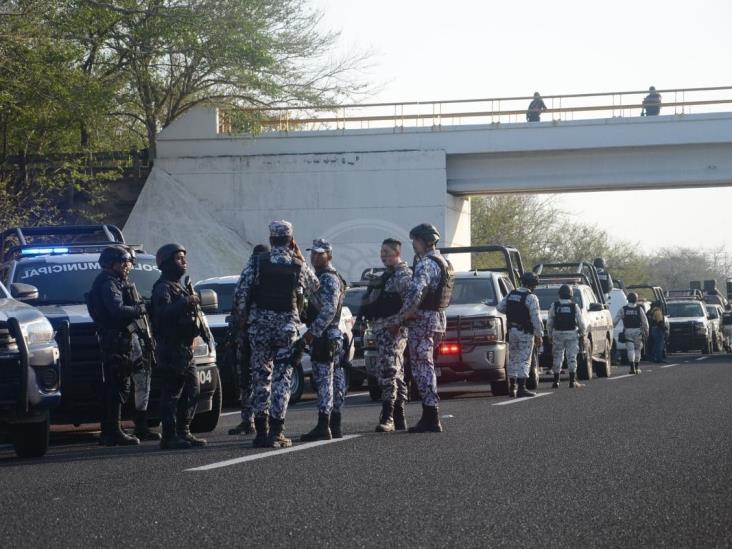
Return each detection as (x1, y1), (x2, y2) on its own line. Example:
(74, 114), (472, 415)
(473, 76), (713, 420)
(1, 223), (730, 458)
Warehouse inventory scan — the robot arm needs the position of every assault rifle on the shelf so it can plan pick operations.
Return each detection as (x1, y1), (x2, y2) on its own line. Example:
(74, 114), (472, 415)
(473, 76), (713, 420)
(184, 275), (211, 344)
(125, 281), (156, 367)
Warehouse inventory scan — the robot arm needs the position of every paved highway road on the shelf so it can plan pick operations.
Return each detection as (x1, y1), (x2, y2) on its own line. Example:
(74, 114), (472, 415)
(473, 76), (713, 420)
(2, 353), (731, 548)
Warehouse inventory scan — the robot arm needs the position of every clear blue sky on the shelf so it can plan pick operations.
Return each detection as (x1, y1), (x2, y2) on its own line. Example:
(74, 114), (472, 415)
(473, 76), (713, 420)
(310, 0), (732, 253)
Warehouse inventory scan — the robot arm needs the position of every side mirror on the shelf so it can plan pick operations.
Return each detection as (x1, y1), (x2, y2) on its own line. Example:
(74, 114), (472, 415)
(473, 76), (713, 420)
(589, 303), (604, 312)
(10, 283), (39, 302)
(197, 288), (219, 315)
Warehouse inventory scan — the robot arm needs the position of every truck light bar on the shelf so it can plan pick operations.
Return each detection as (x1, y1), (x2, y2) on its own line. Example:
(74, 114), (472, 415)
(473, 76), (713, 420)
(20, 247), (70, 256)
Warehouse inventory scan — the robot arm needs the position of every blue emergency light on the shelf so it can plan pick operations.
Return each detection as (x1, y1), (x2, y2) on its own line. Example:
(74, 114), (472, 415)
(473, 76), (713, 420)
(20, 247), (70, 256)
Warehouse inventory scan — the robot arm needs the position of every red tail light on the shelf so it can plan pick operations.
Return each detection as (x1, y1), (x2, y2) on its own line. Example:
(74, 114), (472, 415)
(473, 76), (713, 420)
(439, 342), (461, 355)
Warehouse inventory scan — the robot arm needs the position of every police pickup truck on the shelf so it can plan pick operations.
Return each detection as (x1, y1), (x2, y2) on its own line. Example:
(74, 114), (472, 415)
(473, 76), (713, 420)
(0, 281), (61, 457)
(666, 290), (714, 354)
(0, 225), (221, 433)
(533, 262), (614, 380)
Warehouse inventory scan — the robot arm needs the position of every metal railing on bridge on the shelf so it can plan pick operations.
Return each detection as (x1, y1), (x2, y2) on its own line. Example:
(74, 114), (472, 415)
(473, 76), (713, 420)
(218, 85), (732, 134)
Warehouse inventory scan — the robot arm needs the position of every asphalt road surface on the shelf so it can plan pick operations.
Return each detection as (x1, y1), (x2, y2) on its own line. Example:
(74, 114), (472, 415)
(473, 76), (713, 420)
(2, 353), (731, 548)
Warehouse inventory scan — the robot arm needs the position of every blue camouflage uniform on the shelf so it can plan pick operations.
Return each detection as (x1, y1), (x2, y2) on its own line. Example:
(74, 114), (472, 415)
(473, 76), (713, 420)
(236, 222), (319, 422)
(388, 249), (448, 407)
(497, 287), (544, 379)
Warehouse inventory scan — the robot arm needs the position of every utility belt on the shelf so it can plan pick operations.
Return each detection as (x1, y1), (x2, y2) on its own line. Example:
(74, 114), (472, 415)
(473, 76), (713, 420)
(509, 323), (533, 335)
(311, 335), (340, 364)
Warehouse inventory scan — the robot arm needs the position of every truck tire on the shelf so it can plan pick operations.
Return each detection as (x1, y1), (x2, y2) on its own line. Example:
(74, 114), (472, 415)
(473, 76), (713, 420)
(191, 369), (222, 433)
(595, 338), (612, 378)
(491, 379), (510, 396)
(289, 364), (305, 405)
(577, 340), (594, 381)
(702, 339), (711, 355)
(12, 414), (50, 458)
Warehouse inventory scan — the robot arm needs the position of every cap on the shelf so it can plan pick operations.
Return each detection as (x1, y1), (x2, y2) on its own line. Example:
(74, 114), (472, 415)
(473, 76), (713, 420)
(307, 238), (332, 253)
(269, 220), (293, 238)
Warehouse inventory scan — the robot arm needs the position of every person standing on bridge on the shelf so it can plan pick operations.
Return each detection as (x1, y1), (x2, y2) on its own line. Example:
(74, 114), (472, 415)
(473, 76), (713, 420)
(235, 221), (319, 448)
(614, 292), (649, 374)
(641, 86), (662, 116)
(301, 239), (348, 442)
(386, 224), (453, 433)
(497, 272), (544, 397)
(546, 284), (588, 389)
(526, 92), (547, 122)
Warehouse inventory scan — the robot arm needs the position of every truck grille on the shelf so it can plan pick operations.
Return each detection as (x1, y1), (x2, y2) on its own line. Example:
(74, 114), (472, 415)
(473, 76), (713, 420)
(51, 321), (104, 406)
(0, 321), (18, 353)
(0, 356), (23, 404)
(445, 315), (503, 344)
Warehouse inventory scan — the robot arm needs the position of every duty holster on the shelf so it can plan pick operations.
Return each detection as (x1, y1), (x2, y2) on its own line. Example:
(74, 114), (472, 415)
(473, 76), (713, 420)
(311, 336), (338, 363)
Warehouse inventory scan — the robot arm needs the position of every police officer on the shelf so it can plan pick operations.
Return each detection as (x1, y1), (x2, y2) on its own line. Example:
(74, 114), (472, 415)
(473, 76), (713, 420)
(386, 223), (453, 433)
(301, 239), (347, 441)
(721, 305), (732, 353)
(648, 301), (667, 363)
(229, 244), (270, 436)
(614, 292), (649, 374)
(364, 238), (412, 432)
(497, 272), (544, 398)
(87, 245), (143, 446)
(235, 221), (319, 448)
(546, 284), (588, 389)
(151, 243), (207, 449)
(594, 258), (614, 298)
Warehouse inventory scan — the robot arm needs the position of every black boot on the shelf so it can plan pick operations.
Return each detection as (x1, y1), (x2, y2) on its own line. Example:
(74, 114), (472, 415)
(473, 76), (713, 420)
(133, 410), (161, 441)
(393, 401), (408, 431)
(635, 362), (641, 374)
(516, 378), (536, 398)
(301, 412), (332, 441)
(408, 405), (442, 433)
(552, 373), (560, 389)
(229, 419), (255, 436)
(177, 419), (207, 447)
(509, 377), (517, 398)
(160, 422), (192, 450)
(330, 412), (343, 439)
(569, 371), (583, 388)
(252, 415), (269, 448)
(376, 401), (395, 433)
(266, 417), (292, 448)
(629, 363), (636, 375)
(99, 403), (140, 446)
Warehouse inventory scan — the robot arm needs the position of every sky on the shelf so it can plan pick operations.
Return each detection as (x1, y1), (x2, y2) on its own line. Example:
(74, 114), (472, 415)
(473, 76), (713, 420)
(309, 0), (732, 253)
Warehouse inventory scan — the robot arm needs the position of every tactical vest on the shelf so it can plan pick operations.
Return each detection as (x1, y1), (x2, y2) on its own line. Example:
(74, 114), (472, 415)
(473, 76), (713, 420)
(623, 305), (642, 329)
(362, 269), (403, 320)
(419, 255), (454, 312)
(506, 290), (533, 333)
(597, 270), (611, 294)
(252, 252), (302, 313)
(553, 301), (577, 331)
(150, 278), (200, 342)
(722, 312), (732, 326)
(86, 272), (132, 332)
(306, 267), (346, 330)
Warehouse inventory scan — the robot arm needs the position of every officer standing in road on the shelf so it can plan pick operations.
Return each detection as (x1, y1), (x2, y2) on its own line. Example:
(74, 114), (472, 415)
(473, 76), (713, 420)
(87, 245), (145, 446)
(593, 258), (614, 298)
(301, 239), (348, 441)
(497, 272), (544, 398)
(614, 292), (649, 374)
(364, 238), (412, 432)
(546, 284), (588, 389)
(386, 224), (453, 433)
(151, 243), (207, 450)
(236, 221), (319, 448)
(722, 304), (732, 353)
(229, 244), (270, 436)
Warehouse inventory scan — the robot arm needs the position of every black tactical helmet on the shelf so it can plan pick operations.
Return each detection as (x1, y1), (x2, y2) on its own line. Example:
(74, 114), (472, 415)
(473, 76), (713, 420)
(593, 257), (606, 269)
(409, 223), (441, 244)
(521, 271), (539, 288)
(559, 284), (572, 299)
(99, 245), (132, 269)
(627, 292), (638, 303)
(156, 243), (186, 268)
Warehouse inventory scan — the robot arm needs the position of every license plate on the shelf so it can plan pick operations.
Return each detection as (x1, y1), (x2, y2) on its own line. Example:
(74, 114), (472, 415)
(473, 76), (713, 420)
(435, 367), (442, 377)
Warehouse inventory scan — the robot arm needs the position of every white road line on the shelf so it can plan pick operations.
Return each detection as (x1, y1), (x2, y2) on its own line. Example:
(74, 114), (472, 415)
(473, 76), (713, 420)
(660, 363), (680, 369)
(493, 393), (552, 406)
(186, 435), (361, 472)
(696, 356), (709, 361)
(607, 374), (635, 381)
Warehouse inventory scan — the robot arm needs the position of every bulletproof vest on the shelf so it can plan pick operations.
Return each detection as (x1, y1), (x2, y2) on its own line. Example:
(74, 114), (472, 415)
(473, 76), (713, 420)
(419, 255), (454, 312)
(506, 290), (533, 333)
(597, 270), (611, 294)
(252, 253), (302, 313)
(623, 305), (642, 329)
(306, 267), (346, 329)
(151, 278), (199, 341)
(87, 272), (132, 332)
(362, 269), (403, 320)
(722, 312), (732, 326)
(553, 301), (577, 331)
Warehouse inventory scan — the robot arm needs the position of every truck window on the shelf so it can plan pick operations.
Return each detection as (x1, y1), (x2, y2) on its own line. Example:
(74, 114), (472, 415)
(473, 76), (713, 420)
(497, 277), (513, 296)
(450, 278), (498, 306)
(195, 282), (237, 314)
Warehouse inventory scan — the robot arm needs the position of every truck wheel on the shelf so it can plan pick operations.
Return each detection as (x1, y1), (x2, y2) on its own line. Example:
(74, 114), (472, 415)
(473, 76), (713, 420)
(491, 379), (510, 396)
(702, 339), (711, 355)
(594, 338), (612, 378)
(191, 368), (222, 433)
(288, 364), (305, 405)
(12, 414), (50, 458)
(577, 340), (594, 381)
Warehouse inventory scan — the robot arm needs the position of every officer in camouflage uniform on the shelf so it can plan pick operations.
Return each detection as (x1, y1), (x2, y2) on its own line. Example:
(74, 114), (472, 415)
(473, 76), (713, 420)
(229, 244), (270, 436)
(236, 221), (319, 448)
(363, 238), (412, 432)
(546, 284), (588, 389)
(594, 257), (614, 299)
(497, 272), (544, 398)
(151, 243), (207, 450)
(614, 292), (648, 375)
(301, 239), (348, 441)
(386, 224), (453, 433)
(87, 245), (144, 446)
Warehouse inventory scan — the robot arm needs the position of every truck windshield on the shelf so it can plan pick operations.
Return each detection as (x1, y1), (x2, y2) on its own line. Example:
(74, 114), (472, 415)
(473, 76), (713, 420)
(667, 302), (704, 318)
(533, 287), (583, 310)
(12, 257), (161, 304)
(450, 278), (497, 306)
(706, 307), (719, 319)
(195, 282), (236, 314)
(344, 287), (366, 317)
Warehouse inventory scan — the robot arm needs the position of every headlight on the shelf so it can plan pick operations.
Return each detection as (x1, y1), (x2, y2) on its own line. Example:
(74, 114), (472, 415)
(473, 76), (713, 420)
(193, 336), (212, 358)
(24, 318), (55, 345)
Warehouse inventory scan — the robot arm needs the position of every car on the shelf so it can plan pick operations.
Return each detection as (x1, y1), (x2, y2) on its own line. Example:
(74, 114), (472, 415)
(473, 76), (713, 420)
(0, 281), (61, 458)
(0, 225), (221, 433)
(342, 285), (368, 388)
(666, 295), (714, 354)
(705, 304), (725, 352)
(533, 262), (614, 380)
